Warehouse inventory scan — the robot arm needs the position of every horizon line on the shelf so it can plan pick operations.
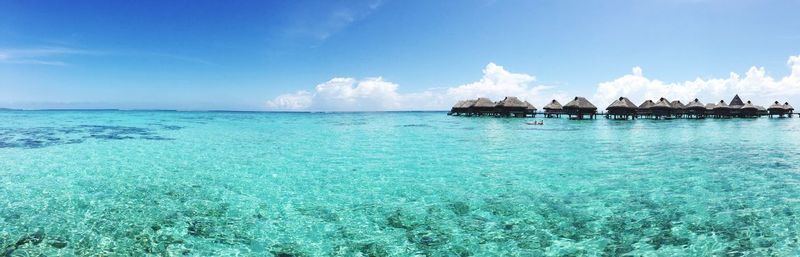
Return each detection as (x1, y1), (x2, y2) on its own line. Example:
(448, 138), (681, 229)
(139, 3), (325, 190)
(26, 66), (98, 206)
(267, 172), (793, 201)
(0, 108), (450, 113)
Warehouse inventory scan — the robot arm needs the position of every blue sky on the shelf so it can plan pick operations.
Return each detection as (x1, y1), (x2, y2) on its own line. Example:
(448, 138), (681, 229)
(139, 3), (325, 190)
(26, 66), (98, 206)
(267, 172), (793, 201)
(1, 0), (799, 110)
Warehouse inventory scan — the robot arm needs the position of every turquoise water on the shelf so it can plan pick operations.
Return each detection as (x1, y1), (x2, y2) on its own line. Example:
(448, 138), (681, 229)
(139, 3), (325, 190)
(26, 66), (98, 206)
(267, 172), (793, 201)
(2, 111), (800, 256)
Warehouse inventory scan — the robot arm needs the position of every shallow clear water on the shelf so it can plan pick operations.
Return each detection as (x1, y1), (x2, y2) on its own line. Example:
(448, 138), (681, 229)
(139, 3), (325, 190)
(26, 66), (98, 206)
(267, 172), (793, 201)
(2, 111), (800, 256)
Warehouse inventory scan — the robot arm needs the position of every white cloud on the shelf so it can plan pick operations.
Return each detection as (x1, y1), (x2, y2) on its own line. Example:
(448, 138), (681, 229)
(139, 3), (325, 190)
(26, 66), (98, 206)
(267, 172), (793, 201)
(266, 90), (313, 110)
(268, 77), (451, 111)
(445, 62), (555, 105)
(266, 63), (558, 111)
(592, 55), (800, 107)
(268, 55), (800, 112)
(312, 77), (402, 111)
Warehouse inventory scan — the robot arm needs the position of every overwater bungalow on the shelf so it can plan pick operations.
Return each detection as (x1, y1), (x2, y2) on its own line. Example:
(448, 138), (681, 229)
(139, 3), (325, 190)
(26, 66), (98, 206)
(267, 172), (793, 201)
(784, 102), (794, 117)
(769, 101), (787, 118)
(638, 100), (655, 118)
(729, 94), (745, 117)
(496, 96), (527, 117)
(563, 96), (597, 119)
(651, 98), (672, 119)
(605, 97), (638, 119)
(670, 100), (687, 118)
(729, 95), (745, 108)
(464, 100), (478, 116)
(472, 97), (496, 116)
(739, 101), (758, 118)
(704, 103), (715, 116)
(463, 100), (478, 116)
(713, 100), (732, 118)
(524, 101), (537, 117)
(448, 94), (778, 120)
(755, 105), (768, 116)
(543, 99), (564, 118)
(685, 98), (706, 118)
(448, 100), (467, 115)
(449, 99), (477, 116)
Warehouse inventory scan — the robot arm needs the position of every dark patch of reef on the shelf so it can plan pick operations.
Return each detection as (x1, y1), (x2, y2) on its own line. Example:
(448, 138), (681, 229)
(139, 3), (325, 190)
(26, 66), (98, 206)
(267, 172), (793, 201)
(0, 124), (182, 149)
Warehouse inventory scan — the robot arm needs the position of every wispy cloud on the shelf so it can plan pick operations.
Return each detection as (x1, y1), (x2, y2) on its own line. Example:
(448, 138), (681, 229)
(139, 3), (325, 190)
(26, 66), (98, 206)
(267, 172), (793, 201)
(0, 46), (216, 66)
(120, 51), (217, 66)
(284, 0), (385, 44)
(0, 46), (97, 66)
(2, 59), (68, 66)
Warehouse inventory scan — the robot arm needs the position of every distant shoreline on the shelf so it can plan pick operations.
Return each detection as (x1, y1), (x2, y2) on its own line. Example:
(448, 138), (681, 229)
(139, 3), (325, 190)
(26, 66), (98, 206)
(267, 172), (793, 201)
(0, 108), (450, 113)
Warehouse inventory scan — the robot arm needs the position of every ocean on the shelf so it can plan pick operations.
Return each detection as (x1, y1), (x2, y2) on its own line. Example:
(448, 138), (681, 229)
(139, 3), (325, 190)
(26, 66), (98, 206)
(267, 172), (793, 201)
(2, 110), (800, 256)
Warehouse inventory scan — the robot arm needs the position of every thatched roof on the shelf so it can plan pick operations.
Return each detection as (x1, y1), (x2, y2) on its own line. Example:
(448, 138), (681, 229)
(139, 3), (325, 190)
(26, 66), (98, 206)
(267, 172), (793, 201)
(769, 101), (784, 110)
(543, 99), (563, 110)
(564, 97), (597, 110)
(606, 97), (637, 110)
(638, 100), (655, 109)
(670, 100), (686, 109)
(686, 98), (705, 109)
(473, 97), (495, 108)
(705, 103), (716, 110)
(451, 100), (466, 109)
(713, 100), (730, 109)
(461, 100), (479, 109)
(755, 105), (767, 111)
(783, 102), (794, 111)
(652, 97), (671, 109)
(496, 96), (527, 108)
(463, 99), (477, 108)
(524, 101), (537, 111)
(729, 94), (745, 108)
(740, 100), (757, 110)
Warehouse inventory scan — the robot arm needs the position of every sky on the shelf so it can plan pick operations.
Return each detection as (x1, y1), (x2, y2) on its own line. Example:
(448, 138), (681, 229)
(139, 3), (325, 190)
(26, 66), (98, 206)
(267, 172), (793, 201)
(1, 0), (799, 111)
